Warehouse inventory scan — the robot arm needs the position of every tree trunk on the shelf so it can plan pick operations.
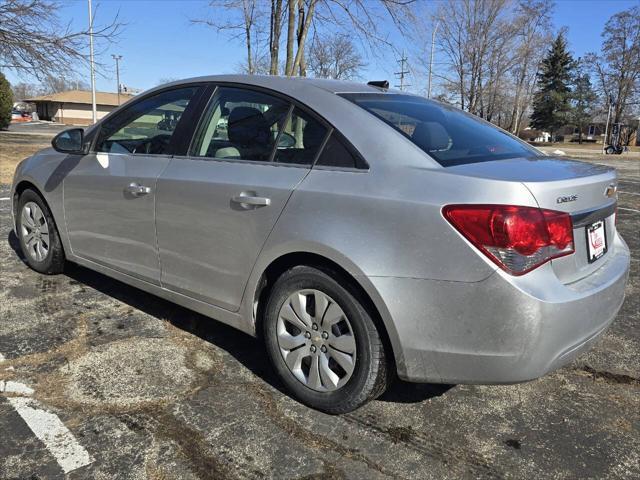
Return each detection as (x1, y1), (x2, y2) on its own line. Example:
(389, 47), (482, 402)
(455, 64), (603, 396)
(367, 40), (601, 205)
(246, 25), (253, 75)
(291, 0), (315, 76)
(285, 0), (296, 76)
(270, 0), (283, 75)
(296, 0), (306, 76)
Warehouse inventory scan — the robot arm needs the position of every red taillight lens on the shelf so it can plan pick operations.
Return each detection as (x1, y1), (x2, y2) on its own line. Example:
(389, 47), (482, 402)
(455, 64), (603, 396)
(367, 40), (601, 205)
(443, 204), (575, 275)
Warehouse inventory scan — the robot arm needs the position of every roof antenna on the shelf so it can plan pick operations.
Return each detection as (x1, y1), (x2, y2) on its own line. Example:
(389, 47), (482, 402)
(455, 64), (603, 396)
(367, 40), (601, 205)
(367, 80), (389, 90)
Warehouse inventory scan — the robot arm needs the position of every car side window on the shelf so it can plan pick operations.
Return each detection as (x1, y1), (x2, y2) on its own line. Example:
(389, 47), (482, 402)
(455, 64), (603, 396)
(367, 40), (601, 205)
(191, 87), (290, 162)
(272, 107), (328, 165)
(315, 133), (359, 169)
(96, 87), (197, 155)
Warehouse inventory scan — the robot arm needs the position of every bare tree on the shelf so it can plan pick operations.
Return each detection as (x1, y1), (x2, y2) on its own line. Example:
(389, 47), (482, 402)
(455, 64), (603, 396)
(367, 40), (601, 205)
(0, 0), (123, 80)
(11, 82), (40, 101)
(307, 33), (366, 79)
(414, 0), (553, 133)
(286, 0), (414, 76)
(192, 0), (414, 79)
(191, 0), (265, 75)
(41, 76), (90, 93)
(586, 6), (640, 124)
(507, 1), (553, 133)
(237, 51), (271, 75)
(431, 0), (513, 115)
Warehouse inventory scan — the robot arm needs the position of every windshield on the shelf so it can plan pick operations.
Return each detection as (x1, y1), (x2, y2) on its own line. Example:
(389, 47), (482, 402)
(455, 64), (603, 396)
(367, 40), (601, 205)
(340, 93), (542, 167)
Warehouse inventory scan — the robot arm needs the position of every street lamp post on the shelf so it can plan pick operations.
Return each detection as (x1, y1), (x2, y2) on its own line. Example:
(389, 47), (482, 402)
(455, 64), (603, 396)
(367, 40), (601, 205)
(88, 0), (97, 123)
(427, 21), (440, 99)
(111, 54), (123, 105)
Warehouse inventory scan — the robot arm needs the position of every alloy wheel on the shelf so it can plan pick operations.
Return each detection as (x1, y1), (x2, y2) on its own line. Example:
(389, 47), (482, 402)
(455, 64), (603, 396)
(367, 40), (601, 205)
(276, 289), (357, 392)
(20, 201), (50, 262)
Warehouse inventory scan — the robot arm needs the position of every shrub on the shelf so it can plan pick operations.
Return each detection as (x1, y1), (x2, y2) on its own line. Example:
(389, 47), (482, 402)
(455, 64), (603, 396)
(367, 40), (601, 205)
(0, 73), (13, 130)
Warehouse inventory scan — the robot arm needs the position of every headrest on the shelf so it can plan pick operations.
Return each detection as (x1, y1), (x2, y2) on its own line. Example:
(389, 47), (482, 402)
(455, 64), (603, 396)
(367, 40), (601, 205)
(228, 107), (270, 147)
(411, 122), (450, 152)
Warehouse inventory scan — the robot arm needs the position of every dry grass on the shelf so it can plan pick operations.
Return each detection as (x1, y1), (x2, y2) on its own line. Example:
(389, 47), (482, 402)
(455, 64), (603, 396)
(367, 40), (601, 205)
(0, 133), (51, 184)
(539, 142), (639, 152)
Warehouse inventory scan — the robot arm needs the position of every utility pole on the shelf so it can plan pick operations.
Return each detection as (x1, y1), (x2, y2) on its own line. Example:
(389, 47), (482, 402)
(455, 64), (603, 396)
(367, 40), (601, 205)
(88, 0), (97, 123)
(394, 52), (410, 91)
(427, 21), (440, 99)
(111, 54), (123, 105)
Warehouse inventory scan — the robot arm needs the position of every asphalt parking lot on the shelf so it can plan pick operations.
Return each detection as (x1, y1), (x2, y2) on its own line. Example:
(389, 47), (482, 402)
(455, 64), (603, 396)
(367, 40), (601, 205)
(0, 145), (638, 479)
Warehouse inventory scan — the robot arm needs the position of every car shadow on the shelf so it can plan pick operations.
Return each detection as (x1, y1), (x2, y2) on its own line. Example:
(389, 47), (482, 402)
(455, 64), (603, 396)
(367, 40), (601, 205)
(8, 229), (453, 405)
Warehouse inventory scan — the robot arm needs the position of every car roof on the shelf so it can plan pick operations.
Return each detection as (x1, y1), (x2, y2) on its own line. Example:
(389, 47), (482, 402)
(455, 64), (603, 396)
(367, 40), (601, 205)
(168, 74), (396, 95)
(121, 74), (439, 171)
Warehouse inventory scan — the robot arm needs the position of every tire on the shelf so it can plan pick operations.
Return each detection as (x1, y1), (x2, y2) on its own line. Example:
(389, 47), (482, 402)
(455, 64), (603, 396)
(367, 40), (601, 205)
(16, 188), (65, 274)
(605, 146), (615, 155)
(263, 265), (390, 414)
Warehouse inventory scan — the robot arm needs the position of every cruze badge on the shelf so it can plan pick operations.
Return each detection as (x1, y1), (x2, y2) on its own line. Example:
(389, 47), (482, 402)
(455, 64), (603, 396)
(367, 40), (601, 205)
(604, 184), (617, 198)
(556, 194), (578, 204)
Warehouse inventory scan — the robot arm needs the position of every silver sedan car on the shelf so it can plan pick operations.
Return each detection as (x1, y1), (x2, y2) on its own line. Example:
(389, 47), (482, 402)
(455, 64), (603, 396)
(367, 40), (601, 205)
(11, 75), (630, 413)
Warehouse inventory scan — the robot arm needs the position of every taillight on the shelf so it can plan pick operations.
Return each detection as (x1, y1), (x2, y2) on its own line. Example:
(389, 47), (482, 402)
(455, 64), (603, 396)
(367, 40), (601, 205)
(443, 204), (574, 275)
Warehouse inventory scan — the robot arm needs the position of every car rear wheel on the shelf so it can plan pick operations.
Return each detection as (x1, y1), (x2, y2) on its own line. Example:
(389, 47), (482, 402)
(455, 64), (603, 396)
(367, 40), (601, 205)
(263, 265), (390, 414)
(17, 189), (65, 274)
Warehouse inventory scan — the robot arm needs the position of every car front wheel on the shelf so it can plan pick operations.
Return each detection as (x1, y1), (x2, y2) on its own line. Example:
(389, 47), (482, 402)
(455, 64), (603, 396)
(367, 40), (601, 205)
(263, 265), (390, 414)
(17, 188), (65, 274)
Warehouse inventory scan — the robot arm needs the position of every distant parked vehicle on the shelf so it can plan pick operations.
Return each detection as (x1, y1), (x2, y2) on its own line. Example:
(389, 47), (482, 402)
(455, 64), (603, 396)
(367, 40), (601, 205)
(11, 110), (32, 123)
(11, 75), (630, 413)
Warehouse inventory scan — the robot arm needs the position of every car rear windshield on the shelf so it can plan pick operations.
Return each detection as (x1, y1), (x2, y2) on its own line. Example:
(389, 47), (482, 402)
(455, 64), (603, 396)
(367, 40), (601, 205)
(339, 93), (541, 167)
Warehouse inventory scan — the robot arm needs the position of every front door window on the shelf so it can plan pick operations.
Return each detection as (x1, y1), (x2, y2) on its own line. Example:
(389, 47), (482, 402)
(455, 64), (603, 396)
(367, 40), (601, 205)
(96, 87), (198, 155)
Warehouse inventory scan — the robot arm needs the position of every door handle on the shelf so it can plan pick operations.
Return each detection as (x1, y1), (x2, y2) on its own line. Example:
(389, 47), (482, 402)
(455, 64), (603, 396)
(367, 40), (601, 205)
(231, 192), (271, 208)
(126, 182), (151, 196)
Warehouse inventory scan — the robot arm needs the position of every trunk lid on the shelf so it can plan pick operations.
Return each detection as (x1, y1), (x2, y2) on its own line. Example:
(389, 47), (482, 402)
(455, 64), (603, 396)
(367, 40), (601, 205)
(448, 157), (618, 283)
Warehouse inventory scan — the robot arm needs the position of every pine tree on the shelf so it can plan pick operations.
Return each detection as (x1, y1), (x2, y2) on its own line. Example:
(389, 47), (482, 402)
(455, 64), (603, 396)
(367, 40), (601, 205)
(0, 73), (13, 130)
(530, 34), (575, 142)
(570, 62), (598, 144)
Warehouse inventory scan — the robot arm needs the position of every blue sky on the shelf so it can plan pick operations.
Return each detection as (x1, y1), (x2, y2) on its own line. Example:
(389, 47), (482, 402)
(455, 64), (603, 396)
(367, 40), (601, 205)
(4, 0), (638, 94)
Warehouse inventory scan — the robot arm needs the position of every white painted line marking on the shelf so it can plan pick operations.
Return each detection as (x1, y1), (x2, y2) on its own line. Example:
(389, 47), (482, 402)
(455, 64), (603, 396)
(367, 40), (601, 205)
(619, 191), (639, 196)
(0, 197), (10, 201)
(7, 397), (93, 473)
(1, 380), (35, 395)
(1, 355), (93, 475)
(618, 207), (640, 213)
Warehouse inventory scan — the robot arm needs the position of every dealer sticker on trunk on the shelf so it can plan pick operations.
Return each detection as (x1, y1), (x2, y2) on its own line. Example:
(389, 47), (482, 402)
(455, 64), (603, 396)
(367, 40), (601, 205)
(586, 220), (607, 263)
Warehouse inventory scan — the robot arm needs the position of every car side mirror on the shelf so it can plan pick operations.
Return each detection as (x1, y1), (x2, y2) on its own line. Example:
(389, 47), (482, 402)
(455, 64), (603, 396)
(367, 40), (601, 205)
(52, 128), (86, 154)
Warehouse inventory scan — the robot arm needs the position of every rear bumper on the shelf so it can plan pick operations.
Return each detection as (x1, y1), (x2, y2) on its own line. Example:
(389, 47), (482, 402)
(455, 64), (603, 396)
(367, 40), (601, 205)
(371, 235), (630, 384)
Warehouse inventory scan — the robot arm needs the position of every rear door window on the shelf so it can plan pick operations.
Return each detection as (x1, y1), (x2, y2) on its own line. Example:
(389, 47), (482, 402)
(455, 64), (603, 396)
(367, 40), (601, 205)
(190, 87), (290, 162)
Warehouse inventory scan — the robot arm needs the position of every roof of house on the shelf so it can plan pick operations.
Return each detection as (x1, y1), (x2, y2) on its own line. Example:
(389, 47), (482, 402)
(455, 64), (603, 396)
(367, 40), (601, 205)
(25, 90), (134, 106)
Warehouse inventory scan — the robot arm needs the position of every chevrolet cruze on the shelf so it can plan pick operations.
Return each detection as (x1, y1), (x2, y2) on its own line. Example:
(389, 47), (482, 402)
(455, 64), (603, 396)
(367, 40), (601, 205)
(11, 75), (630, 413)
